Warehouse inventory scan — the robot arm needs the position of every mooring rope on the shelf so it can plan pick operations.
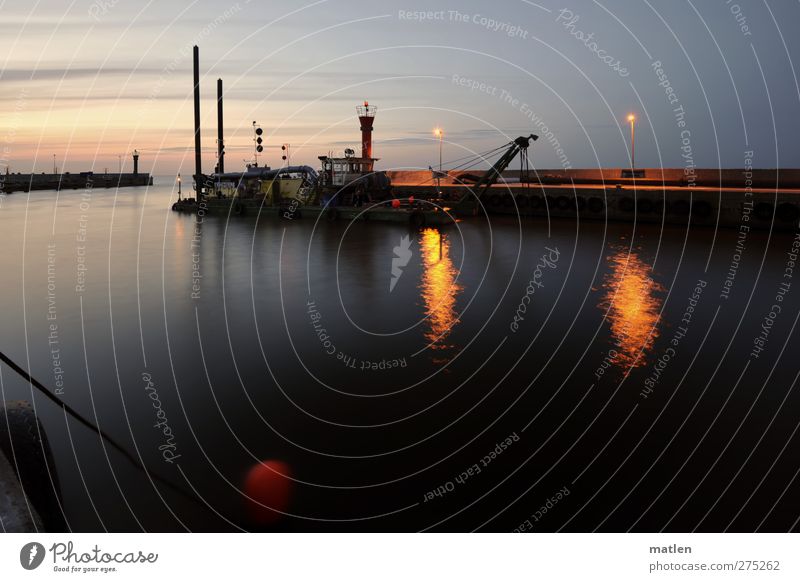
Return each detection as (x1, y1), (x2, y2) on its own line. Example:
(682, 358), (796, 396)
(0, 350), (205, 509)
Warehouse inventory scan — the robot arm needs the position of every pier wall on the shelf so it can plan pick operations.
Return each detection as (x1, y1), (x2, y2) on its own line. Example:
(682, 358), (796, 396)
(385, 168), (800, 230)
(1, 172), (152, 193)
(391, 182), (800, 231)
(387, 168), (800, 189)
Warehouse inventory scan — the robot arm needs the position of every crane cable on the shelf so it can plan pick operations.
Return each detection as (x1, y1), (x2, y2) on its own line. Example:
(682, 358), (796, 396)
(0, 349), (207, 510)
(404, 142), (514, 190)
(439, 142), (512, 170)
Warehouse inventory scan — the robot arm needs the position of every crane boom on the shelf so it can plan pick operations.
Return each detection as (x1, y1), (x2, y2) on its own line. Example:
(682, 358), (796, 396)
(456, 134), (538, 212)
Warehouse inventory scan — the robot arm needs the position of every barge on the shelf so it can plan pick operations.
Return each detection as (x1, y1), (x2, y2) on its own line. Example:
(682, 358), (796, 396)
(178, 46), (452, 227)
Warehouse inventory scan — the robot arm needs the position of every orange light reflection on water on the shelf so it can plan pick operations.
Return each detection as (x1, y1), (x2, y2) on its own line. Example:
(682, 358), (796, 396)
(419, 228), (462, 353)
(599, 249), (664, 371)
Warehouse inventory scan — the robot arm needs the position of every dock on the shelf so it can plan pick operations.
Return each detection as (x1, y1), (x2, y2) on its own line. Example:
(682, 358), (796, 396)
(389, 168), (800, 231)
(1, 151), (153, 194)
(1, 171), (152, 194)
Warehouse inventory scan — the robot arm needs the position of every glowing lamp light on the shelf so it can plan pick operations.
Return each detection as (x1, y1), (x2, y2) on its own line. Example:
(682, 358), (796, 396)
(243, 459), (293, 525)
(627, 114), (637, 169)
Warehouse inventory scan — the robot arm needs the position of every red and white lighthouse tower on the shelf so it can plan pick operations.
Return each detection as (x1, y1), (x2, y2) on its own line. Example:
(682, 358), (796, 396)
(357, 101), (376, 160)
(316, 101), (382, 191)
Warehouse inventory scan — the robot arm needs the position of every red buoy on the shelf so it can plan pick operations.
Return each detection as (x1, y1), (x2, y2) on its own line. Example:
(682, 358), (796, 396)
(243, 460), (292, 525)
(391, 199), (401, 208)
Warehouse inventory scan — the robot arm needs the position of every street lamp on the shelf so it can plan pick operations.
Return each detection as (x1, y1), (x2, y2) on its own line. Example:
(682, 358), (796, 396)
(433, 128), (444, 192)
(434, 127), (443, 172)
(627, 114), (636, 170)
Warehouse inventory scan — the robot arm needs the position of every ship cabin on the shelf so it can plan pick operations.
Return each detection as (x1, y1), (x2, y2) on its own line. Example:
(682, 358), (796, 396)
(317, 148), (378, 190)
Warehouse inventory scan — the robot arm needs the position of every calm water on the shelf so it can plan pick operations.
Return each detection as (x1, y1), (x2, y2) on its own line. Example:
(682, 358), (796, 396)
(2, 179), (799, 532)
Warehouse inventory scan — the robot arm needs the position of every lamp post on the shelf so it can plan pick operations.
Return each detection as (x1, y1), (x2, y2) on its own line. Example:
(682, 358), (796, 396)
(627, 114), (636, 170)
(177, 173), (182, 201)
(434, 127), (443, 192)
(434, 127), (443, 172)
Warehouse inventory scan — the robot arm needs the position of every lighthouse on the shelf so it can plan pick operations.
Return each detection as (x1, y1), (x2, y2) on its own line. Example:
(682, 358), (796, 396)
(357, 101), (376, 160)
(315, 101), (386, 197)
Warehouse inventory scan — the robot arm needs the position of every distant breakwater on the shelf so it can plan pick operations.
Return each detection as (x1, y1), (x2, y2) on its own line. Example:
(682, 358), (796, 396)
(1, 172), (152, 193)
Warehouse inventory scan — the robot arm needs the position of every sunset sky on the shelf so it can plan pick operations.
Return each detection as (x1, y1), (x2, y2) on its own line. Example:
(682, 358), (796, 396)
(1, 0), (798, 176)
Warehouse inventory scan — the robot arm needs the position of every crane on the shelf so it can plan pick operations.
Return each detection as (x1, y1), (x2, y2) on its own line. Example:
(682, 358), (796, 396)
(455, 134), (538, 213)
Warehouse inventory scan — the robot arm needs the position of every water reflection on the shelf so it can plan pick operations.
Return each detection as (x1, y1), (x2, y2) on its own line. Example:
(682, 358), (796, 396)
(599, 248), (664, 371)
(418, 228), (462, 355)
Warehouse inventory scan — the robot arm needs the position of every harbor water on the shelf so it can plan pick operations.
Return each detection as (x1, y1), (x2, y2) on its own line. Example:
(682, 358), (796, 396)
(1, 179), (799, 532)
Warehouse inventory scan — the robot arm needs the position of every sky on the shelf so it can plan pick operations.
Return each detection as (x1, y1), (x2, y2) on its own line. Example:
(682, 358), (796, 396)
(0, 0), (798, 175)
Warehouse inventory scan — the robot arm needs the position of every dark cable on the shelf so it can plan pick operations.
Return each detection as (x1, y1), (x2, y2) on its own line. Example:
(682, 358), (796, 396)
(401, 142), (514, 190)
(0, 350), (206, 509)
(440, 147), (503, 167)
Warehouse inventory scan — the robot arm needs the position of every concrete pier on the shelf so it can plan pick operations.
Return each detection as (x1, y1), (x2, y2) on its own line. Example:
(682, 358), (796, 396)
(387, 167), (800, 190)
(1, 171), (152, 194)
(388, 168), (800, 230)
